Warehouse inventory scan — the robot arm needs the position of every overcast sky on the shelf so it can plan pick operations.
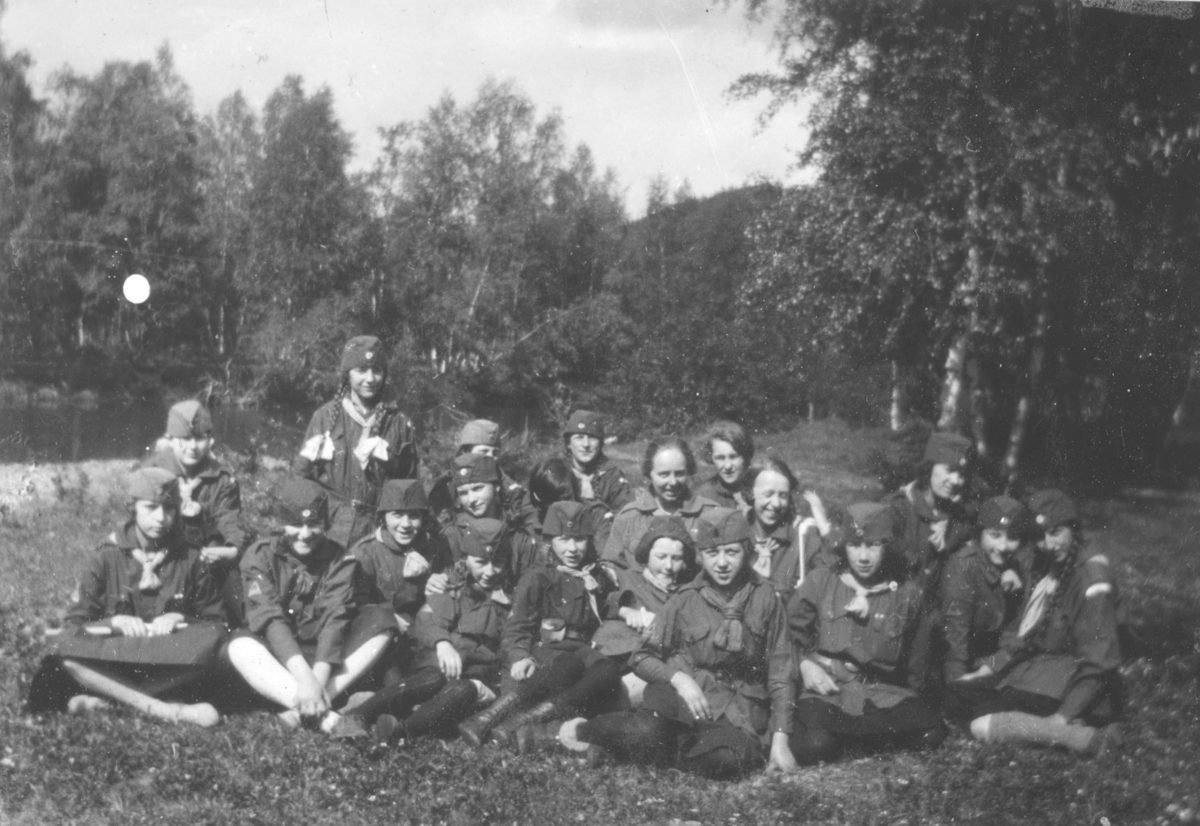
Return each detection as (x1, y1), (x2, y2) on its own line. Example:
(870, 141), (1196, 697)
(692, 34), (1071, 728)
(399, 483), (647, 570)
(2, 0), (812, 215)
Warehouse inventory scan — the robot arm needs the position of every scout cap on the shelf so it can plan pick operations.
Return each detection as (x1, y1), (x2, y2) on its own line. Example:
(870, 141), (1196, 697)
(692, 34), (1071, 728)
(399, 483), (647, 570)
(457, 419), (501, 448)
(376, 479), (429, 514)
(1028, 489), (1078, 530)
(166, 400), (213, 439)
(694, 508), (752, 551)
(453, 453), (501, 486)
(279, 478), (329, 525)
(127, 467), (178, 505)
(845, 502), (896, 545)
(542, 501), (594, 538)
(924, 432), (972, 469)
(633, 514), (696, 566)
(563, 409), (605, 441)
(458, 516), (506, 560)
(979, 496), (1025, 532)
(340, 335), (386, 374)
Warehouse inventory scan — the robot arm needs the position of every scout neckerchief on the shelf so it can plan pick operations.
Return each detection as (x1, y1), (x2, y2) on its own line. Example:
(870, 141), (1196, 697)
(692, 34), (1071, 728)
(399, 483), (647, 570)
(839, 571), (898, 620)
(1018, 573), (1059, 637)
(572, 466), (596, 500)
(342, 397), (390, 469)
(641, 564), (677, 596)
(699, 576), (756, 653)
(750, 521), (782, 580)
(178, 475), (204, 518)
(131, 544), (167, 592)
(556, 563), (602, 620)
(376, 526), (431, 579)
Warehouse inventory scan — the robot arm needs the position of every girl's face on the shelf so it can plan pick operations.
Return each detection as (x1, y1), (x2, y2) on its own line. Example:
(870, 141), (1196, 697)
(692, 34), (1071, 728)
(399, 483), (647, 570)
(169, 434), (213, 470)
(1039, 525), (1075, 562)
(847, 542), (885, 583)
(284, 520), (325, 557)
(550, 535), (590, 569)
(752, 469), (791, 528)
(981, 527), (1019, 568)
(710, 439), (746, 487)
(468, 444), (498, 458)
(384, 510), (424, 546)
(348, 366), (385, 403)
(700, 542), (746, 589)
(457, 482), (496, 517)
(650, 448), (689, 507)
(930, 463), (964, 502)
(644, 537), (687, 587)
(134, 500), (176, 540)
(464, 555), (501, 591)
(568, 433), (602, 469)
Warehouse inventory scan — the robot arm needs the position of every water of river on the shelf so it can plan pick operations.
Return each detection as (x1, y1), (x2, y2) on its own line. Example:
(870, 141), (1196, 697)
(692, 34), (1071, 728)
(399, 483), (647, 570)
(0, 400), (308, 464)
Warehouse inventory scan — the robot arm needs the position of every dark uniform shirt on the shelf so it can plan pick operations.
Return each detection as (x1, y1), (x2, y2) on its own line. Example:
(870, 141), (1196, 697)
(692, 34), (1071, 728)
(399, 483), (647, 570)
(503, 562), (611, 665)
(632, 575), (794, 744)
(939, 541), (1024, 682)
(349, 527), (452, 620)
(144, 448), (247, 551)
(412, 579), (510, 672)
(749, 515), (835, 604)
(66, 521), (226, 626)
(885, 481), (983, 598)
(241, 534), (357, 667)
(576, 458), (634, 514)
(602, 491), (718, 572)
(293, 397), (419, 547)
(695, 472), (746, 512)
(442, 514), (543, 589)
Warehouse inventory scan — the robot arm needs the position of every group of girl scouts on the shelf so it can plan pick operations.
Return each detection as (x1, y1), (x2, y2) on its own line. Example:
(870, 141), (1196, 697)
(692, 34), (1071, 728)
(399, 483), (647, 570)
(29, 334), (1125, 780)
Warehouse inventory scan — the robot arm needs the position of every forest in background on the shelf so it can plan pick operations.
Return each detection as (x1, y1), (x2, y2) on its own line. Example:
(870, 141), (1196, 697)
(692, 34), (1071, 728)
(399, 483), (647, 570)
(3, 0), (1200, 490)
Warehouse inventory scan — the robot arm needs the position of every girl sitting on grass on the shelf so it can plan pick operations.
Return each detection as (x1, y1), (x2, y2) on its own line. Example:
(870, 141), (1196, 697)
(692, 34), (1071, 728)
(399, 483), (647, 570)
(28, 468), (228, 727)
(950, 489), (1123, 757)
(225, 479), (396, 733)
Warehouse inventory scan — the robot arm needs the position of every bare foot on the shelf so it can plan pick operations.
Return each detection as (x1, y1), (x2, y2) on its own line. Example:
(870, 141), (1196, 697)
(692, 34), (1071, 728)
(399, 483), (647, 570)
(67, 695), (111, 715)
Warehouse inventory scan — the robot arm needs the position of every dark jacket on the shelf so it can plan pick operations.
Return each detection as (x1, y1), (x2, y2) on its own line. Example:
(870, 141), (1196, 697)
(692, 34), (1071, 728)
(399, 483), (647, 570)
(349, 527), (452, 620)
(412, 579), (510, 672)
(144, 448), (248, 551)
(939, 541), (1024, 682)
(602, 491), (718, 572)
(503, 562), (611, 665)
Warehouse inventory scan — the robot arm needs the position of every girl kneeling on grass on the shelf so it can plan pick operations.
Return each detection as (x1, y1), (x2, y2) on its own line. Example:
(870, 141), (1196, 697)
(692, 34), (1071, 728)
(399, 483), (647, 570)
(28, 468), (228, 727)
(458, 501), (621, 753)
(949, 489), (1123, 757)
(566, 509), (798, 779)
(786, 503), (947, 764)
(225, 479), (397, 733)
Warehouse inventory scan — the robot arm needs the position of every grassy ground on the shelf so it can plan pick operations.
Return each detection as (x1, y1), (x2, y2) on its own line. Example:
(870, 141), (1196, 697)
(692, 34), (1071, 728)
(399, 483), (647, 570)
(1, 421), (1198, 825)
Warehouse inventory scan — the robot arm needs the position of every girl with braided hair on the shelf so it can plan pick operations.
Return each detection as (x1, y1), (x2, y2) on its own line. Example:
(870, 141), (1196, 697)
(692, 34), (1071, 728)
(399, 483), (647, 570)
(294, 336), (419, 548)
(951, 489), (1123, 756)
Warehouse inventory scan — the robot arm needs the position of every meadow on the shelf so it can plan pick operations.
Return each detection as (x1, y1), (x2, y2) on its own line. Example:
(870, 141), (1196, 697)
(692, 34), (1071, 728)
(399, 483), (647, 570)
(0, 421), (1197, 826)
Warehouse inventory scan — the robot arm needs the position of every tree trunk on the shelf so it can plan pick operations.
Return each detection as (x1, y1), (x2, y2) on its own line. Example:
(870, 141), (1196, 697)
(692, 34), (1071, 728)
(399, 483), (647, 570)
(938, 328), (970, 431)
(890, 359), (909, 432)
(1004, 299), (1049, 485)
(967, 354), (988, 461)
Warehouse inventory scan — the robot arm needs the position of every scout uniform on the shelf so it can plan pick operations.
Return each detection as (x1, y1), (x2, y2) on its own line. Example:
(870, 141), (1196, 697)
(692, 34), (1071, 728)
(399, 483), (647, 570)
(434, 452), (534, 534)
(145, 399), (249, 625)
(746, 512), (834, 604)
(939, 496), (1029, 685)
(29, 468), (228, 713)
(562, 410), (633, 514)
(786, 503), (945, 761)
(954, 490), (1123, 724)
(630, 510), (794, 771)
(293, 336), (419, 548)
(350, 479), (451, 623)
(456, 418), (534, 528)
(695, 471), (747, 513)
(239, 480), (395, 668)
(603, 489), (718, 573)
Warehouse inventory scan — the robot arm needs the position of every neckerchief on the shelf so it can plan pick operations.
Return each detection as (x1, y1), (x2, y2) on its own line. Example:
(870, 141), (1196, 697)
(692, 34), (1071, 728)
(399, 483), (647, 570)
(178, 475), (203, 518)
(641, 565), (677, 596)
(1018, 573), (1059, 637)
(131, 547), (167, 592)
(698, 578), (756, 653)
(342, 397), (390, 470)
(556, 563), (602, 620)
(839, 571), (898, 620)
(571, 467), (596, 500)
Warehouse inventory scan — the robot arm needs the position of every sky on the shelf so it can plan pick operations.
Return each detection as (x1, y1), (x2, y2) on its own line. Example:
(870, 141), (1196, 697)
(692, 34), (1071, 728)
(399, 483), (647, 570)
(1, 0), (813, 215)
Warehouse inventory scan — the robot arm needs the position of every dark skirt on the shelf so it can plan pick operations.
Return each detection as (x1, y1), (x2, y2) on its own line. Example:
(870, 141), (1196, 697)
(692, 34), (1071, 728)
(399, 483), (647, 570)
(945, 677), (1121, 725)
(793, 694), (943, 737)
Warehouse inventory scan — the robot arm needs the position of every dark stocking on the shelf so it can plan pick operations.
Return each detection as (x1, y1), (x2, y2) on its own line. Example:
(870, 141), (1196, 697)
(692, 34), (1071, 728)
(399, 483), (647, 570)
(402, 679), (480, 738)
(578, 710), (680, 766)
(347, 666), (445, 723)
(789, 723), (839, 765)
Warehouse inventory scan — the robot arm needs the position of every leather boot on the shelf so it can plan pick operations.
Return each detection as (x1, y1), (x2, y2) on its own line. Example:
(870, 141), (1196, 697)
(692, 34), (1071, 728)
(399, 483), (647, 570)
(490, 699), (561, 750)
(458, 691), (523, 747)
(403, 680), (479, 740)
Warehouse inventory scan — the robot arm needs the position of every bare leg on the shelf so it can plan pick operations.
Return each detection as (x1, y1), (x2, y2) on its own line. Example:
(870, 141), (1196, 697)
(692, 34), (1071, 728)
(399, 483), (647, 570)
(60, 659), (218, 727)
(970, 712), (1097, 753)
(328, 633), (392, 699)
(225, 636), (298, 709)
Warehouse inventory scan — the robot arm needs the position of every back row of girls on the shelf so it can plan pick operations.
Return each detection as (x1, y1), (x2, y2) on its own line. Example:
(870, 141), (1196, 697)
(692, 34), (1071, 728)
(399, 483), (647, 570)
(29, 334), (1123, 779)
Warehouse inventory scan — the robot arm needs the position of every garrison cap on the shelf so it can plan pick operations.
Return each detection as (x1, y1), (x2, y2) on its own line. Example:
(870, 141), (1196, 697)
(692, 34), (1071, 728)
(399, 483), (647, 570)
(1028, 489), (1078, 530)
(845, 502), (896, 545)
(339, 335), (386, 374)
(279, 478), (329, 525)
(376, 479), (429, 514)
(979, 496), (1025, 532)
(563, 409), (605, 441)
(694, 508), (752, 551)
(633, 514), (696, 566)
(166, 400), (213, 439)
(453, 453), (501, 486)
(542, 501), (594, 538)
(457, 419), (501, 448)
(127, 467), (178, 506)
(458, 516), (506, 560)
(924, 432), (972, 469)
